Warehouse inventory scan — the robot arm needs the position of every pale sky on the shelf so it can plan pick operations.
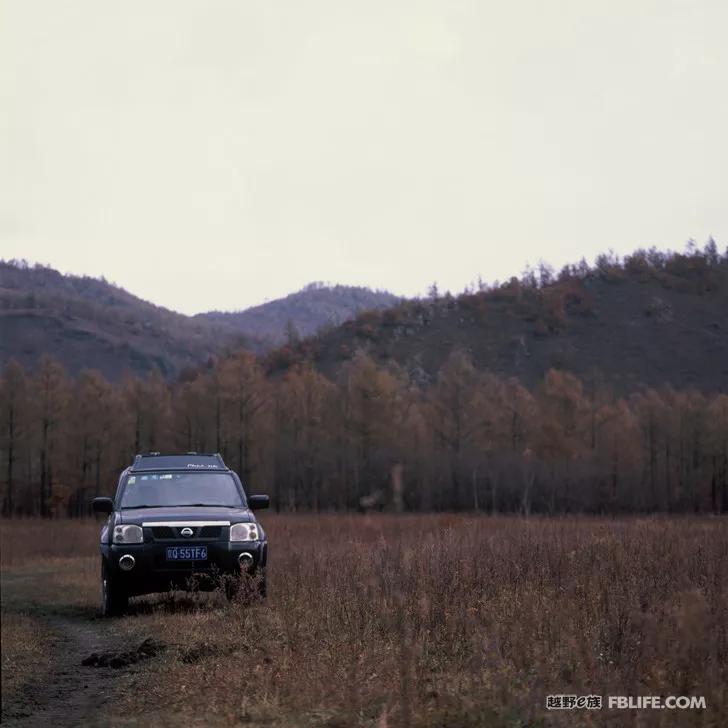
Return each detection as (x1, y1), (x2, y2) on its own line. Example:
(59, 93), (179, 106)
(1, 0), (726, 315)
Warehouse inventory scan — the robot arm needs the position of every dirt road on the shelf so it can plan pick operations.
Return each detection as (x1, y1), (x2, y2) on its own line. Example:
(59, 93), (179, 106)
(1, 568), (159, 728)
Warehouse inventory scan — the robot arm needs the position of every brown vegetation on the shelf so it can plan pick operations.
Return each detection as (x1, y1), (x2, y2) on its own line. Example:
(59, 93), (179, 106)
(1, 515), (726, 726)
(2, 243), (727, 517)
(0, 613), (55, 705)
(2, 351), (728, 516)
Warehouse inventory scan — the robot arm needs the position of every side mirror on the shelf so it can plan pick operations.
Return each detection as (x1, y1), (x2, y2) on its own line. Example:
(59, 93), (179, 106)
(248, 494), (270, 511)
(92, 497), (114, 514)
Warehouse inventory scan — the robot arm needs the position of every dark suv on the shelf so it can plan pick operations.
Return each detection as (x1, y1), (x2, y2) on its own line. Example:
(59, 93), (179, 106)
(92, 452), (269, 616)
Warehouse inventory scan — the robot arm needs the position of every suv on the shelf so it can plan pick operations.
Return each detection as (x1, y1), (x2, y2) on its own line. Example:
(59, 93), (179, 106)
(92, 452), (269, 616)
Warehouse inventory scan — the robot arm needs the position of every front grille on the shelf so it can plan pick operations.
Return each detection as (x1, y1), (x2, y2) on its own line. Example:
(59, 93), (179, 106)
(151, 526), (175, 539)
(150, 525), (224, 540)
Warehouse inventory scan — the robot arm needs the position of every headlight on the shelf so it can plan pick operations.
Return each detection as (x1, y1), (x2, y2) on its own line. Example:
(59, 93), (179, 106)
(230, 523), (260, 542)
(113, 524), (143, 544)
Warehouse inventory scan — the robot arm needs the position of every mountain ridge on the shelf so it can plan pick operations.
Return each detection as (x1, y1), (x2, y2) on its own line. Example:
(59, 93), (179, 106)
(2, 244), (727, 394)
(0, 260), (399, 380)
(264, 243), (728, 394)
(195, 282), (401, 346)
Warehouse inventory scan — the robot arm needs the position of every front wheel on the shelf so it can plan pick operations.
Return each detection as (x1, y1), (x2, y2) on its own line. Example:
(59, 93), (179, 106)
(101, 561), (128, 617)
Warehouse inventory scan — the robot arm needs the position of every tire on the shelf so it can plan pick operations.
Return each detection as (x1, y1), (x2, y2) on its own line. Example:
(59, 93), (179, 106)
(101, 561), (128, 617)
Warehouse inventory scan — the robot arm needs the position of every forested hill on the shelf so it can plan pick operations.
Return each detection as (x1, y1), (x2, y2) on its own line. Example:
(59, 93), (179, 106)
(195, 283), (401, 344)
(3, 245), (727, 391)
(0, 261), (239, 379)
(268, 244), (728, 394)
(2, 244), (728, 516)
(0, 262), (400, 380)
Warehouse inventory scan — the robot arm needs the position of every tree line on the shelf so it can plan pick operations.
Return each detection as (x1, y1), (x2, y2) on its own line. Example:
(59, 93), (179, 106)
(1, 349), (727, 516)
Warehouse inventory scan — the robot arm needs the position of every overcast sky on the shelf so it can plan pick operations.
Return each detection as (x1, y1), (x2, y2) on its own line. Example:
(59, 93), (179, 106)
(1, 0), (726, 315)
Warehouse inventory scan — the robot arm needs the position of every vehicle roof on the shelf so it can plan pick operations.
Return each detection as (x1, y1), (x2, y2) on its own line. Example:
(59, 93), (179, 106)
(129, 452), (229, 472)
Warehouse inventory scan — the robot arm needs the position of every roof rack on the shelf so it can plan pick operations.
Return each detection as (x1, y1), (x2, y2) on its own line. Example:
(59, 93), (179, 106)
(130, 453), (228, 472)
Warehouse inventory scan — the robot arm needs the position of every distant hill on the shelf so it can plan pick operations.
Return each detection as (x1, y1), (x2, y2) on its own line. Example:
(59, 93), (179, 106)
(4, 246), (727, 392)
(0, 262), (400, 380)
(0, 261), (249, 379)
(195, 283), (401, 345)
(267, 246), (728, 394)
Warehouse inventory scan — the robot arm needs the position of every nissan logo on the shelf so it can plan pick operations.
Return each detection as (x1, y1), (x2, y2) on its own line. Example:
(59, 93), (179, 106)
(180, 527), (194, 538)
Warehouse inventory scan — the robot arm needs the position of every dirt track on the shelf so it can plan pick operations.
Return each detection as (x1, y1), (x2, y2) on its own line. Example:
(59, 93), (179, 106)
(1, 569), (151, 728)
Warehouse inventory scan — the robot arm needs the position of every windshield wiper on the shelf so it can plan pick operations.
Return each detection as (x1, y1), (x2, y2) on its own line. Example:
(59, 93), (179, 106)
(121, 503), (239, 509)
(180, 503), (238, 508)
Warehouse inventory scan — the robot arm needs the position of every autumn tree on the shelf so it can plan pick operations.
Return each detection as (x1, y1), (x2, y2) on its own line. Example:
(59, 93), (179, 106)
(707, 394), (728, 512)
(425, 350), (487, 510)
(31, 356), (70, 516)
(0, 360), (27, 514)
(121, 369), (172, 456)
(217, 352), (268, 485)
(536, 369), (589, 512)
(272, 364), (336, 510)
(593, 399), (641, 512)
(337, 351), (410, 510)
(66, 369), (118, 515)
(499, 377), (537, 514)
(171, 374), (215, 453)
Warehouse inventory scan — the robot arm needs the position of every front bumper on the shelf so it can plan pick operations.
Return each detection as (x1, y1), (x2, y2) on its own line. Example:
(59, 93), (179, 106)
(101, 539), (267, 596)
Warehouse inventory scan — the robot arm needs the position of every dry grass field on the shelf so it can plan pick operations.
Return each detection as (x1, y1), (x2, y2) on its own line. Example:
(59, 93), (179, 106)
(1, 515), (727, 727)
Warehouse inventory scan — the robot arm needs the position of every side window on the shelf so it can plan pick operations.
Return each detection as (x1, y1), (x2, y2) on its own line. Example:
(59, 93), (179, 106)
(233, 474), (248, 506)
(114, 475), (126, 506)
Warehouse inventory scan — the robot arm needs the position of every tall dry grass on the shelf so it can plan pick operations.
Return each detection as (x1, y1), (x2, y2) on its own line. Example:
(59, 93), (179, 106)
(2, 515), (727, 726)
(0, 517), (100, 566)
(127, 515), (728, 726)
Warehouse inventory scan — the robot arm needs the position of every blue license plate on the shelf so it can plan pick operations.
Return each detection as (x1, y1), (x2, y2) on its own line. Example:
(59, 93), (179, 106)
(166, 546), (207, 561)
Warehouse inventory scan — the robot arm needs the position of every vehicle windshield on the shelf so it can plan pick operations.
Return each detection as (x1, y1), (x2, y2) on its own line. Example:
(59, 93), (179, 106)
(119, 472), (244, 509)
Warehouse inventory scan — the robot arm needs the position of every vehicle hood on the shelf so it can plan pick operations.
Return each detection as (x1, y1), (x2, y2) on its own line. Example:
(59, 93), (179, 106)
(118, 506), (255, 525)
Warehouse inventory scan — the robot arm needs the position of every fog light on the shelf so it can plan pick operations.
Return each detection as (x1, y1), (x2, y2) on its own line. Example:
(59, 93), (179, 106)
(119, 554), (135, 571)
(238, 552), (254, 570)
